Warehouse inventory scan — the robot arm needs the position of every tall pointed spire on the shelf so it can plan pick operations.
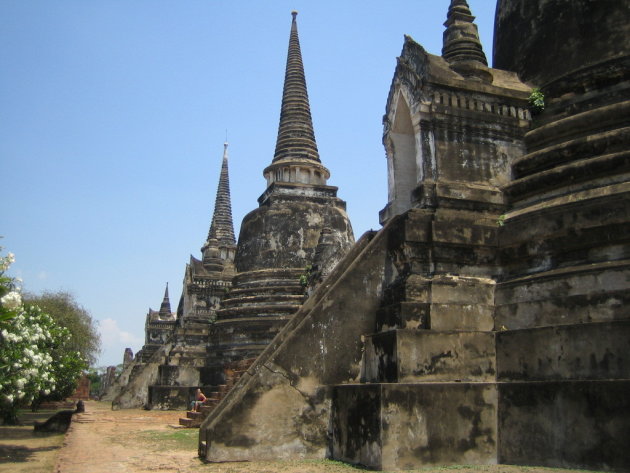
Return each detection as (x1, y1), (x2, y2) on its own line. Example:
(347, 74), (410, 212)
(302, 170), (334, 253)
(202, 142), (236, 270)
(263, 12), (330, 191)
(273, 11), (320, 164)
(159, 283), (171, 317)
(442, 0), (491, 82)
(206, 142), (236, 247)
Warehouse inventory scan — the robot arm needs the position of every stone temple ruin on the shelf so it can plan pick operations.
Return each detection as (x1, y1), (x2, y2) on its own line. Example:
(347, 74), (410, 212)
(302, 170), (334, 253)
(106, 0), (629, 470)
(104, 10), (354, 417)
(196, 1), (630, 471)
(103, 141), (237, 409)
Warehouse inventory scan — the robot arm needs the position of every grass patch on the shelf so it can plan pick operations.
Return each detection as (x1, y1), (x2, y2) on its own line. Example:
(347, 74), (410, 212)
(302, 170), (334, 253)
(138, 428), (199, 450)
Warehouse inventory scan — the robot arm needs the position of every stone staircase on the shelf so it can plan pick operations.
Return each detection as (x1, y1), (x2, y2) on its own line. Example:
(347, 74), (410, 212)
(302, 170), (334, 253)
(179, 384), (228, 428)
(330, 206), (503, 470)
(178, 358), (255, 428)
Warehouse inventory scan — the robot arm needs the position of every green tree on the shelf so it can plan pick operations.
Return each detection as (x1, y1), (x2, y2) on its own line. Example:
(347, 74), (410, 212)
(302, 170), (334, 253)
(1, 249), (91, 422)
(86, 366), (107, 397)
(23, 291), (100, 366)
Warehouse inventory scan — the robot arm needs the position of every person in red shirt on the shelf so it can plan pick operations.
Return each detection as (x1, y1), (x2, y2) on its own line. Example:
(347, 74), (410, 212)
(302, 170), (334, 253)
(191, 388), (206, 412)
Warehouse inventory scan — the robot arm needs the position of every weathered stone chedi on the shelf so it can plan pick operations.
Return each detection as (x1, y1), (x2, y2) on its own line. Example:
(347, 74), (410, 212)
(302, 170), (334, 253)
(140, 285), (176, 363)
(108, 11), (354, 412)
(107, 143), (237, 409)
(235, 10), (352, 273)
(200, 1), (630, 471)
(205, 10), (354, 382)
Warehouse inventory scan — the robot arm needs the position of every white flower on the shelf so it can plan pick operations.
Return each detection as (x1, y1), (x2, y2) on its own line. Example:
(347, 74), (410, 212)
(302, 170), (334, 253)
(0, 253), (14, 271)
(0, 291), (22, 310)
(5, 394), (14, 403)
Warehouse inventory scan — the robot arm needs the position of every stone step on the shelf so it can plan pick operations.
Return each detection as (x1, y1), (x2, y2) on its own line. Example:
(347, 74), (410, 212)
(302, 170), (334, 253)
(225, 369), (246, 377)
(187, 411), (203, 419)
(232, 267), (302, 280)
(231, 274), (304, 290)
(362, 329), (496, 383)
(380, 275), (496, 332)
(227, 284), (306, 298)
(381, 274), (431, 306)
(221, 294), (305, 308)
(224, 359), (257, 370)
(375, 302), (429, 332)
(215, 304), (301, 319)
(199, 404), (217, 414)
(496, 320), (630, 381)
(178, 417), (200, 428)
(331, 382), (498, 470)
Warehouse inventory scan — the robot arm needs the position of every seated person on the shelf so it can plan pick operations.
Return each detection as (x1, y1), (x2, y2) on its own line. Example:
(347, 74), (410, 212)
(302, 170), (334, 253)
(190, 388), (206, 412)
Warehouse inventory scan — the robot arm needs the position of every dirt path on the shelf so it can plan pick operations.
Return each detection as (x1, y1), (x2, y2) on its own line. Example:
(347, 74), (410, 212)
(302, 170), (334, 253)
(48, 401), (593, 473)
(54, 401), (199, 473)
(54, 401), (368, 473)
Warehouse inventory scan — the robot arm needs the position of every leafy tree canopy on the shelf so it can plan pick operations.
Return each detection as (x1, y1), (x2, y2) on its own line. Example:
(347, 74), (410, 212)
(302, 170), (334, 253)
(1, 248), (97, 423)
(23, 291), (101, 366)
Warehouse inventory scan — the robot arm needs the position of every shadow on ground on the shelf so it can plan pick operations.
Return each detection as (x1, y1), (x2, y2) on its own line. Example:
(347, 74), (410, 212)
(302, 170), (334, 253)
(0, 409), (65, 468)
(0, 444), (61, 463)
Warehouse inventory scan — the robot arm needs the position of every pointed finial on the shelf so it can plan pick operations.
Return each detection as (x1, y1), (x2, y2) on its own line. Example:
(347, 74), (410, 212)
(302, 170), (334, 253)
(442, 0), (487, 66)
(159, 283), (172, 316)
(203, 142), (236, 258)
(272, 10), (321, 164)
(442, 0), (491, 82)
(291, 10), (298, 21)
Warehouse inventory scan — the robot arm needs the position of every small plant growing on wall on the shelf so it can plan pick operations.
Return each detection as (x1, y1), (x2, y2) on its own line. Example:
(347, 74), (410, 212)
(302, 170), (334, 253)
(299, 264), (312, 288)
(528, 88), (545, 115)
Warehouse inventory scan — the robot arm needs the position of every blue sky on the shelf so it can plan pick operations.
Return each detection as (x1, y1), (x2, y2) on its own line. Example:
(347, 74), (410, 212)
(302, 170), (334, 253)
(1, 1), (497, 367)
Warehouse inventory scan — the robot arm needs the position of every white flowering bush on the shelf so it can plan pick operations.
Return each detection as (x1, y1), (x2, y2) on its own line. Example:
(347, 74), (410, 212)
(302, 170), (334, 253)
(0, 250), (20, 322)
(0, 247), (87, 424)
(0, 305), (58, 423)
